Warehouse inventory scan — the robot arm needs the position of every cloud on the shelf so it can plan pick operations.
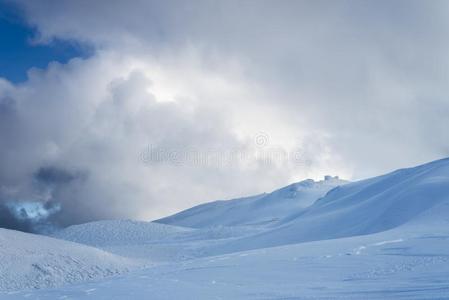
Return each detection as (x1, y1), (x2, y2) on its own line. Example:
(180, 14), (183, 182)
(0, 200), (60, 233)
(1, 1), (449, 231)
(0, 51), (336, 232)
(14, 0), (449, 172)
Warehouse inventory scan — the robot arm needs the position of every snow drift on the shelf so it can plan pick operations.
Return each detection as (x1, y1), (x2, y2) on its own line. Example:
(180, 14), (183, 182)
(52, 220), (191, 247)
(0, 228), (135, 292)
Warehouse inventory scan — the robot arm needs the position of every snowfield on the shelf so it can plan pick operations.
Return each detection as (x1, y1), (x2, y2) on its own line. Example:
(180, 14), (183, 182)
(2, 158), (449, 299)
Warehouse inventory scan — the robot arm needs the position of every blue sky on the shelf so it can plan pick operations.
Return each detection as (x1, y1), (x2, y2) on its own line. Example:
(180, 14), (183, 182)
(0, 2), (89, 83)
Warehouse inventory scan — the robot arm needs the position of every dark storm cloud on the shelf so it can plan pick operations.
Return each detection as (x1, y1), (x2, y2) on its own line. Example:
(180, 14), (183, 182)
(0, 203), (33, 232)
(34, 166), (83, 185)
(0, 166), (85, 233)
(0, 199), (61, 233)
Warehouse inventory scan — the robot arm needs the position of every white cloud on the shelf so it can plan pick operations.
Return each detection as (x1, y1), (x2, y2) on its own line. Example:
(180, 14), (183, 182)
(0, 50), (341, 230)
(2, 0), (449, 230)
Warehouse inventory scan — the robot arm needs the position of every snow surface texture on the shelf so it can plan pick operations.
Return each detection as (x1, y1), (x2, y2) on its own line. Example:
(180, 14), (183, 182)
(0, 229), (135, 292)
(2, 159), (449, 299)
(51, 220), (191, 248)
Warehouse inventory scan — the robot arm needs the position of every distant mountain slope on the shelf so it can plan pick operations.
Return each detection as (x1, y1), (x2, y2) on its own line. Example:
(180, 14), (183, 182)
(214, 157), (449, 253)
(156, 176), (347, 228)
(0, 228), (134, 292)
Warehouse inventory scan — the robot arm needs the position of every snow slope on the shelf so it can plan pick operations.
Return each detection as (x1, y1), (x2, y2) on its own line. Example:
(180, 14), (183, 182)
(0, 228), (135, 292)
(51, 220), (202, 262)
(52, 219), (265, 261)
(212, 157), (449, 253)
(156, 176), (346, 227)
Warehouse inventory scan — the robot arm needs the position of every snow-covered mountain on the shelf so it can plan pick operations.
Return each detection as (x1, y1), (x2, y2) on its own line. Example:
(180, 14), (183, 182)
(2, 158), (449, 299)
(215, 157), (449, 252)
(156, 175), (346, 227)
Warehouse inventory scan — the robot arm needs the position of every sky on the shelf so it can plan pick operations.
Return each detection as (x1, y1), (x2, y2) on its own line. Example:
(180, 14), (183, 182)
(1, 0), (449, 232)
(0, 2), (89, 82)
